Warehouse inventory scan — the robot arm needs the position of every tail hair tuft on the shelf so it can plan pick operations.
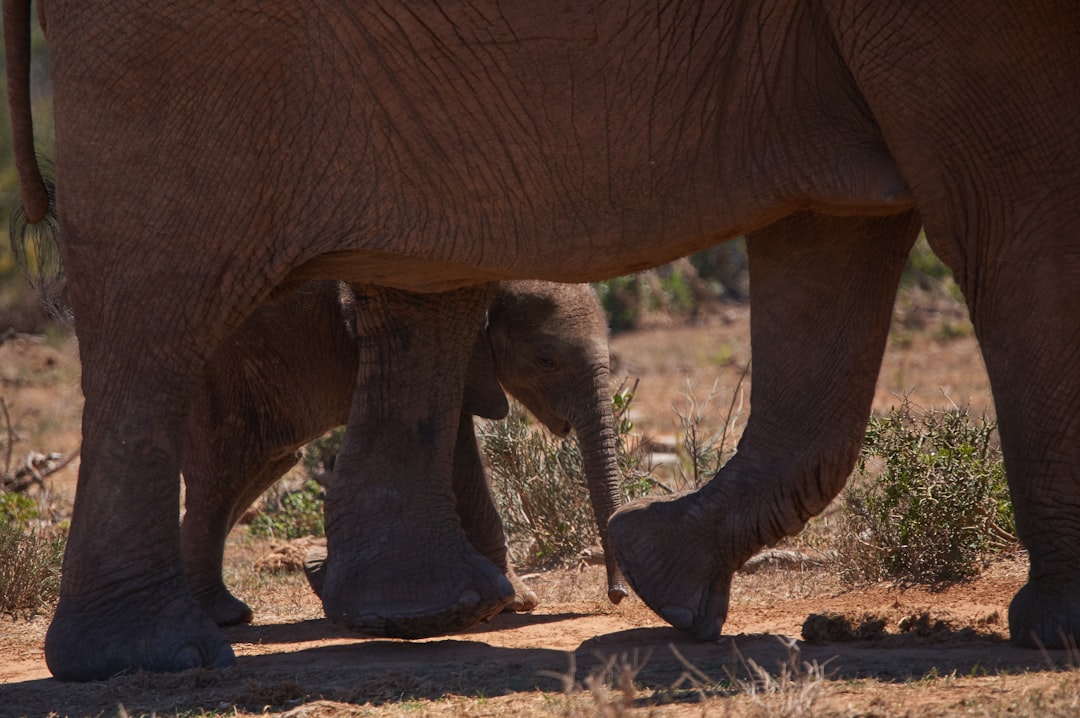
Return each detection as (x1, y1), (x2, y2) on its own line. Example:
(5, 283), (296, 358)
(9, 172), (70, 322)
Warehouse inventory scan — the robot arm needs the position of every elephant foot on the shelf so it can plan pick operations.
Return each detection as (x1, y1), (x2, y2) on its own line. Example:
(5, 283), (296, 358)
(45, 578), (235, 681)
(308, 539), (522, 617)
(504, 567), (539, 612)
(1009, 577), (1080, 648)
(609, 493), (752, 641)
(303, 545), (328, 597)
(191, 581), (254, 627)
(321, 539), (514, 637)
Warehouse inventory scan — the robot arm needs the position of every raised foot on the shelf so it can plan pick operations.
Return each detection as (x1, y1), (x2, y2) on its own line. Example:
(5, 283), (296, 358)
(45, 584), (235, 681)
(1009, 578), (1080, 648)
(609, 493), (750, 641)
(320, 541), (515, 638)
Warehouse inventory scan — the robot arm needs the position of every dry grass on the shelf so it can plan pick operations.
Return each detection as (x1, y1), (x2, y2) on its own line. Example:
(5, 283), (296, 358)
(479, 382), (654, 569)
(220, 532), (325, 623)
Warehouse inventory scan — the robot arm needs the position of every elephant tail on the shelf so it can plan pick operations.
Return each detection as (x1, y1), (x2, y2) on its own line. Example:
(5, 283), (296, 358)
(4, 0), (49, 222)
(4, 0), (66, 318)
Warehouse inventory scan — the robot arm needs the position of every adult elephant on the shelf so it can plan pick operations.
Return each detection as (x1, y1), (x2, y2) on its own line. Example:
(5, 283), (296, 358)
(181, 279), (627, 627)
(5, 1), (1078, 680)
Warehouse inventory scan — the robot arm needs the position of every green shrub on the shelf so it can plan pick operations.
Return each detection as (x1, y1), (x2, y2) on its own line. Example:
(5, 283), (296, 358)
(301, 427), (344, 480)
(901, 234), (953, 288)
(593, 275), (643, 333)
(248, 479), (325, 540)
(0, 491), (65, 619)
(657, 270), (695, 315)
(479, 383), (655, 567)
(611, 386), (656, 500)
(0, 490), (38, 526)
(247, 429), (342, 540)
(837, 403), (1016, 585)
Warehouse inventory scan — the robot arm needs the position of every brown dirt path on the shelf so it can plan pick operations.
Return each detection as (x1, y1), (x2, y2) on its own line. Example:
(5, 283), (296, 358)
(3, 560), (1076, 717)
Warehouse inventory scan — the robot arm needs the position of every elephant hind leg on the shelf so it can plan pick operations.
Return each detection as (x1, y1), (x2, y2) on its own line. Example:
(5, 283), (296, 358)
(611, 212), (920, 640)
(945, 234), (1080, 648)
(46, 330), (237, 680)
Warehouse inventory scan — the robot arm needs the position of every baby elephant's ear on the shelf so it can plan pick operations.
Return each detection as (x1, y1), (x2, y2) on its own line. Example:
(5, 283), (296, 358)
(462, 326), (510, 420)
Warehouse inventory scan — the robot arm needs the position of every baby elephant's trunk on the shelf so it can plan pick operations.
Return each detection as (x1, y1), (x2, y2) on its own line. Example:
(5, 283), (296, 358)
(575, 378), (630, 604)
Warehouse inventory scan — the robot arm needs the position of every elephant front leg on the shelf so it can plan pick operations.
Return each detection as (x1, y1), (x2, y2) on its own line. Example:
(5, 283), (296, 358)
(45, 342), (235, 680)
(610, 211), (921, 640)
(320, 285), (515, 637)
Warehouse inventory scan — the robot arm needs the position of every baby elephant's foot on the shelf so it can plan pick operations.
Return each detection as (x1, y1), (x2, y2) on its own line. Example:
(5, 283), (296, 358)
(609, 493), (750, 641)
(45, 577), (235, 681)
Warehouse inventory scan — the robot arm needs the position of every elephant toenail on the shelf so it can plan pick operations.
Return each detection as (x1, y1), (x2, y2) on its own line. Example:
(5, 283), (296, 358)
(458, 590), (481, 608)
(660, 605), (695, 630)
(174, 645), (202, 671)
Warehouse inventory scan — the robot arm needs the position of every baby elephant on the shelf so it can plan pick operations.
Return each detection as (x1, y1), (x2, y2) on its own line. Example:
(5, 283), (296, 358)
(180, 280), (627, 626)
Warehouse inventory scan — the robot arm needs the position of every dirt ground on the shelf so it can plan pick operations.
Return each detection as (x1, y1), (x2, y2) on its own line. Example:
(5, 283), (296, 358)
(3, 293), (1078, 717)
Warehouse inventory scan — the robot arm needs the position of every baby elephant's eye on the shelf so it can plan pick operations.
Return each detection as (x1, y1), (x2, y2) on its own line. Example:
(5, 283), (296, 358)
(538, 355), (559, 372)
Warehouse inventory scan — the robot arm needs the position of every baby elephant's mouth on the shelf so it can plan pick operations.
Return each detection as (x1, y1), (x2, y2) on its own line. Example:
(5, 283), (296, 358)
(544, 418), (573, 438)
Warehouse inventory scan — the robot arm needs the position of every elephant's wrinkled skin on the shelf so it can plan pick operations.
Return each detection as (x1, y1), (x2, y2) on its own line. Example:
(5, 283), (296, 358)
(181, 280), (627, 627)
(5, 0), (1078, 680)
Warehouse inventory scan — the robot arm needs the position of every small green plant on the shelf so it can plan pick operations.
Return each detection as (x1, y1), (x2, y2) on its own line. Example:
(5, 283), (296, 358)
(248, 479), (325, 540)
(837, 402), (1016, 585)
(479, 381), (655, 567)
(932, 319), (972, 342)
(0, 493), (66, 619)
(0, 490), (37, 526)
(247, 429), (342, 540)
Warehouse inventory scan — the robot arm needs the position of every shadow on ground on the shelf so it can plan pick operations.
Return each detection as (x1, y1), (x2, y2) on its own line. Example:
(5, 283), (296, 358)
(6, 620), (1075, 718)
